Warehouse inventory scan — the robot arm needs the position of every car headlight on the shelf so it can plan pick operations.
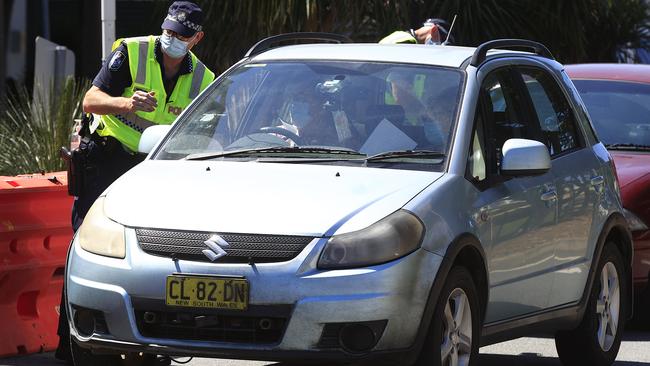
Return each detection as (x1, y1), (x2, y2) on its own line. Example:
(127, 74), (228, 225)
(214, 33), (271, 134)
(318, 210), (424, 269)
(623, 208), (648, 232)
(77, 196), (126, 258)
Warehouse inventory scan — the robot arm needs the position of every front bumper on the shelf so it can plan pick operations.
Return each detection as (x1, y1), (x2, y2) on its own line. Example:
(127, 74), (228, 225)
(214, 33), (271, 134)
(66, 228), (443, 360)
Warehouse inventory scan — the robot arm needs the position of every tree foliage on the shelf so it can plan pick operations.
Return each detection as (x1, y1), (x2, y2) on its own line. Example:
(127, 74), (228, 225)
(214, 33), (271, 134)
(176, 0), (649, 72)
(0, 0), (647, 175)
(0, 78), (89, 175)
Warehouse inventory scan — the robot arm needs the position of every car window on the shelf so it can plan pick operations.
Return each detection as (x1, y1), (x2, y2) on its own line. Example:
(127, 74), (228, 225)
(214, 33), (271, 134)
(520, 68), (581, 156)
(573, 79), (650, 147)
(165, 66), (269, 153)
(561, 71), (598, 143)
(155, 61), (464, 170)
(467, 107), (487, 184)
(481, 69), (532, 171)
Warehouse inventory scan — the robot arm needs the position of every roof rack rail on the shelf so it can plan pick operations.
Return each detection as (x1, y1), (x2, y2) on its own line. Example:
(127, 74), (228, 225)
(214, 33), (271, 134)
(470, 39), (554, 67)
(245, 32), (352, 58)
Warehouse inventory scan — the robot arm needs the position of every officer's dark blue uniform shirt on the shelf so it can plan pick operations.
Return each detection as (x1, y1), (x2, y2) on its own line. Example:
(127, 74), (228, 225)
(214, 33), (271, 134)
(92, 37), (193, 100)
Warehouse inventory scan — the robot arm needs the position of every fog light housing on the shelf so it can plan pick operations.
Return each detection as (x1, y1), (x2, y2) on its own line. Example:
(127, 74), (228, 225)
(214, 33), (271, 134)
(73, 309), (95, 337)
(72, 306), (108, 337)
(340, 324), (376, 352)
(318, 320), (387, 353)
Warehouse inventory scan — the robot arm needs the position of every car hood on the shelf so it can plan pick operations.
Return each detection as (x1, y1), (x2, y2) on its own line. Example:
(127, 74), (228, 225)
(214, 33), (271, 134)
(104, 160), (442, 236)
(610, 151), (650, 188)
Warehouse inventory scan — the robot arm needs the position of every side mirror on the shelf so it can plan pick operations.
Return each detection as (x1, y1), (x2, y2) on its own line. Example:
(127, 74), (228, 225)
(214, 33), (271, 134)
(138, 125), (172, 154)
(501, 138), (551, 176)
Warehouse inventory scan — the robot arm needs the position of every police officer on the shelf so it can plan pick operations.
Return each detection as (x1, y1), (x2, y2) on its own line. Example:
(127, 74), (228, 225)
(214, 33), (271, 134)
(56, 1), (214, 364)
(379, 18), (454, 45)
(73, 0), (215, 231)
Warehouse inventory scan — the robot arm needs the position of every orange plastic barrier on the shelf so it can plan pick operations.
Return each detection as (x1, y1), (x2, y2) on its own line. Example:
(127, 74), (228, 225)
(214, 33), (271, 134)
(0, 172), (72, 357)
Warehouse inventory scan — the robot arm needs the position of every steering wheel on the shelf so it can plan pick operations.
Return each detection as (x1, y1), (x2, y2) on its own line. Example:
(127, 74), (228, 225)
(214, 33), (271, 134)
(258, 126), (304, 145)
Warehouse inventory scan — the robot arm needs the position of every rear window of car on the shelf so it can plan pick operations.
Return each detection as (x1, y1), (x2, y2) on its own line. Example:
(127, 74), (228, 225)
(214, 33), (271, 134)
(573, 79), (650, 147)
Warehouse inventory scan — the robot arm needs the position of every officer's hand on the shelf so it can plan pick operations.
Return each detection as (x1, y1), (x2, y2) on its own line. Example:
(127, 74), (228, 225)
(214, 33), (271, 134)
(128, 91), (157, 113)
(415, 24), (441, 44)
(428, 24), (441, 44)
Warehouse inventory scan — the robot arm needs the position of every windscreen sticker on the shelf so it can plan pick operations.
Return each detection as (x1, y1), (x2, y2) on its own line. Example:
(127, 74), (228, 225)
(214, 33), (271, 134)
(333, 110), (353, 142)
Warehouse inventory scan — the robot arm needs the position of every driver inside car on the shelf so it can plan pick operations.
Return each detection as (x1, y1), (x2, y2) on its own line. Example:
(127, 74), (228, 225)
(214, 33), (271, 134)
(275, 81), (358, 148)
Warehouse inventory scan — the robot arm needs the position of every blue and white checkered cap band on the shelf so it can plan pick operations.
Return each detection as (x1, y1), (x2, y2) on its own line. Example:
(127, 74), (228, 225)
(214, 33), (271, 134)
(165, 14), (202, 32)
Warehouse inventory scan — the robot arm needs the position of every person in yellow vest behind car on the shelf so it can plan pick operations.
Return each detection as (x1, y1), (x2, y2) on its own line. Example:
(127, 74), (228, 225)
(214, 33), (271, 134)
(55, 2), (214, 364)
(379, 18), (454, 45)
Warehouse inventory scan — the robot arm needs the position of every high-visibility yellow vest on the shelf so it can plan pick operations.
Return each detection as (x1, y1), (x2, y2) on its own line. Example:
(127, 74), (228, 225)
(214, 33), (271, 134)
(97, 35), (215, 152)
(379, 31), (417, 44)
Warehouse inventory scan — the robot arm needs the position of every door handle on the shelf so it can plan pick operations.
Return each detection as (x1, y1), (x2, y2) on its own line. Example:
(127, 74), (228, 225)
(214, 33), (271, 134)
(591, 175), (605, 194)
(540, 190), (557, 202)
(591, 176), (605, 186)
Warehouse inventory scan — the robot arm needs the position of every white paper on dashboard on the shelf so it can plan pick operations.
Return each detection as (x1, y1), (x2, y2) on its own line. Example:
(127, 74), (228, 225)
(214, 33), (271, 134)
(359, 118), (417, 155)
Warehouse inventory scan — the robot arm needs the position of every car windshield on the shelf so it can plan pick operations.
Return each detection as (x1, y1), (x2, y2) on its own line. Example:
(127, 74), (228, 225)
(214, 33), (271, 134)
(154, 61), (463, 170)
(573, 79), (650, 149)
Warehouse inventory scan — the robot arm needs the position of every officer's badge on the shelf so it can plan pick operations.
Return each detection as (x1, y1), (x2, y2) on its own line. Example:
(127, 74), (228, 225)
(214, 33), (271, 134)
(108, 51), (125, 71)
(177, 12), (186, 22)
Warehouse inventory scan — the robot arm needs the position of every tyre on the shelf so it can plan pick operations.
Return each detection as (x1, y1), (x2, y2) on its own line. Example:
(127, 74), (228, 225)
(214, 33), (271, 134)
(555, 244), (627, 366)
(417, 266), (480, 366)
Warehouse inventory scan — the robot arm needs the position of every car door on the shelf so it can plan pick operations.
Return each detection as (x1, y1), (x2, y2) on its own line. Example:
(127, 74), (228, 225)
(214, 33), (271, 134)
(517, 66), (601, 307)
(470, 67), (558, 323)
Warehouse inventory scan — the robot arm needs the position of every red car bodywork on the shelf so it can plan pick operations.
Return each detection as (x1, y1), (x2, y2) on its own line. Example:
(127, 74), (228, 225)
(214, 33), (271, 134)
(566, 64), (650, 293)
(610, 151), (650, 289)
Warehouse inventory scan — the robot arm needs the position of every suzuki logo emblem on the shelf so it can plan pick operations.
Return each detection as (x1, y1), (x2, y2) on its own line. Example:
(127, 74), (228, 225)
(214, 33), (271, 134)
(202, 234), (230, 261)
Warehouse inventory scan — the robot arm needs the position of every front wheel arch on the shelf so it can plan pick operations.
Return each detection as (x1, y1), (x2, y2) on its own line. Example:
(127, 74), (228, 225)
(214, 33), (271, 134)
(406, 233), (489, 365)
(443, 234), (489, 325)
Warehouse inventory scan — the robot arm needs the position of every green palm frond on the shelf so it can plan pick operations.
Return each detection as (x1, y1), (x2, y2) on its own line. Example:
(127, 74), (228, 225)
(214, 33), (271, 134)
(0, 78), (90, 175)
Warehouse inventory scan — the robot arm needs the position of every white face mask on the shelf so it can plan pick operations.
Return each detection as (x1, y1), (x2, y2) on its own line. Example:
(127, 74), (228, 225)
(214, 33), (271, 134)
(160, 33), (191, 58)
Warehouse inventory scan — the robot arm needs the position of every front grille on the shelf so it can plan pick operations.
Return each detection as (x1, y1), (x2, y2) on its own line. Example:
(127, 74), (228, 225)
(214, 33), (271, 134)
(135, 228), (314, 263)
(135, 309), (288, 344)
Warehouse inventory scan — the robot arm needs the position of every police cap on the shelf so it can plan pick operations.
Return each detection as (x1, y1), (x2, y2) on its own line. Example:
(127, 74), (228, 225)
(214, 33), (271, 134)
(161, 1), (204, 38)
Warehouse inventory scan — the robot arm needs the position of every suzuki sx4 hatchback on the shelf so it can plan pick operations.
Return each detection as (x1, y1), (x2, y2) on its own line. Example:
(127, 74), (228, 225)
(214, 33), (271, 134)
(66, 36), (633, 366)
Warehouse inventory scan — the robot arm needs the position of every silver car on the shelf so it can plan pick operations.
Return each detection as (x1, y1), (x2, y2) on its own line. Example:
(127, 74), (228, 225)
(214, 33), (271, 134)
(66, 36), (633, 366)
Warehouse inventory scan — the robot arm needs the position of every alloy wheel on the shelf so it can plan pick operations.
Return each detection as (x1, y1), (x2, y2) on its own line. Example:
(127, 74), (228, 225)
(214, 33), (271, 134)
(441, 288), (472, 366)
(596, 261), (620, 352)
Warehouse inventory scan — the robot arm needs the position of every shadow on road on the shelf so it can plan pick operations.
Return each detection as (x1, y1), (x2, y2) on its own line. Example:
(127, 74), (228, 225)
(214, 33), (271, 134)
(264, 353), (650, 366)
(477, 354), (650, 366)
(3, 331), (650, 366)
(263, 355), (650, 366)
(2, 353), (650, 366)
(624, 330), (650, 342)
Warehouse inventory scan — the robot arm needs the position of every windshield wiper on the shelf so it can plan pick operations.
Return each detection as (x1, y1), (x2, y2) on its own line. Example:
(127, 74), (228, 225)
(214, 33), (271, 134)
(185, 146), (363, 161)
(605, 143), (650, 151)
(365, 150), (446, 162)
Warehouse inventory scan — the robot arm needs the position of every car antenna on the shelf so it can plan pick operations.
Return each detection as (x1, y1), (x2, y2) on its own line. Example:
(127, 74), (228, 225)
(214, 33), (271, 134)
(442, 14), (457, 46)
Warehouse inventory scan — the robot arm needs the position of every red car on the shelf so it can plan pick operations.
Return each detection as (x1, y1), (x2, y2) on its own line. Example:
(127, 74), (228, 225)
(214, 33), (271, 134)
(566, 63), (650, 316)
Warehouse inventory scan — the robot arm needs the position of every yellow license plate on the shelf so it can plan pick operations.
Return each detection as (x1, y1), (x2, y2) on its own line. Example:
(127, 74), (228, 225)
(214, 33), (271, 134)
(165, 275), (249, 310)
